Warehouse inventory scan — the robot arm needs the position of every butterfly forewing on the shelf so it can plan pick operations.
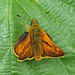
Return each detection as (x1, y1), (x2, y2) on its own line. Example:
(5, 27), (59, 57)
(14, 32), (28, 50)
(14, 32), (34, 61)
(41, 30), (65, 58)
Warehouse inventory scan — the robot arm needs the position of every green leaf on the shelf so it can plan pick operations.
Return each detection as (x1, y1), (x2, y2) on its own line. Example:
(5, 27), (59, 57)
(0, 0), (75, 75)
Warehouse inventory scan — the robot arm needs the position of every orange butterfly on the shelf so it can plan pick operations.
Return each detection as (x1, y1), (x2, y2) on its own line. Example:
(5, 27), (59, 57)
(13, 12), (65, 61)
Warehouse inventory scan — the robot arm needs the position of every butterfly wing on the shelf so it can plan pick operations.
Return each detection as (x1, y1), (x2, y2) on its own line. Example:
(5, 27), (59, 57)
(41, 30), (65, 58)
(14, 32), (28, 51)
(13, 32), (34, 61)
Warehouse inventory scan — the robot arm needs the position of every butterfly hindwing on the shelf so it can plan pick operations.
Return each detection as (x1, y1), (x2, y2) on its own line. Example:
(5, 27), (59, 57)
(41, 30), (65, 58)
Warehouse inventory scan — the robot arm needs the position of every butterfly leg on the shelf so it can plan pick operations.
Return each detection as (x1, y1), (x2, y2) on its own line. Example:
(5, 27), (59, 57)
(19, 22), (30, 31)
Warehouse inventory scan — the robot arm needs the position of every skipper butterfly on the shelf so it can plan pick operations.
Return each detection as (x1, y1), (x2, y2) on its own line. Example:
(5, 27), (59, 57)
(13, 11), (65, 61)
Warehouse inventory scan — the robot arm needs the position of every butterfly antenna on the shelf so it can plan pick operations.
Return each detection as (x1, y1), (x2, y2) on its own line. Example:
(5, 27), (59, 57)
(17, 15), (31, 21)
(37, 11), (49, 20)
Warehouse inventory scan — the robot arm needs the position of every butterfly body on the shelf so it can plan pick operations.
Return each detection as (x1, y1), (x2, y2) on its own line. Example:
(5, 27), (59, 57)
(30, 19), (43, 60)
(14, 19), (65, 61)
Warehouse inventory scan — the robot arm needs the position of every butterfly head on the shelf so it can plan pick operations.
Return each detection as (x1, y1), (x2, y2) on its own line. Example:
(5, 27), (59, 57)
(30, 19), (39, 26)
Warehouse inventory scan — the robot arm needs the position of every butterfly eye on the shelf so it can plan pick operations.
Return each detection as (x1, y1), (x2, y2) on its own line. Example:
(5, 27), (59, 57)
(37, 22), (39, 24)
(30, 22), (32, 26)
